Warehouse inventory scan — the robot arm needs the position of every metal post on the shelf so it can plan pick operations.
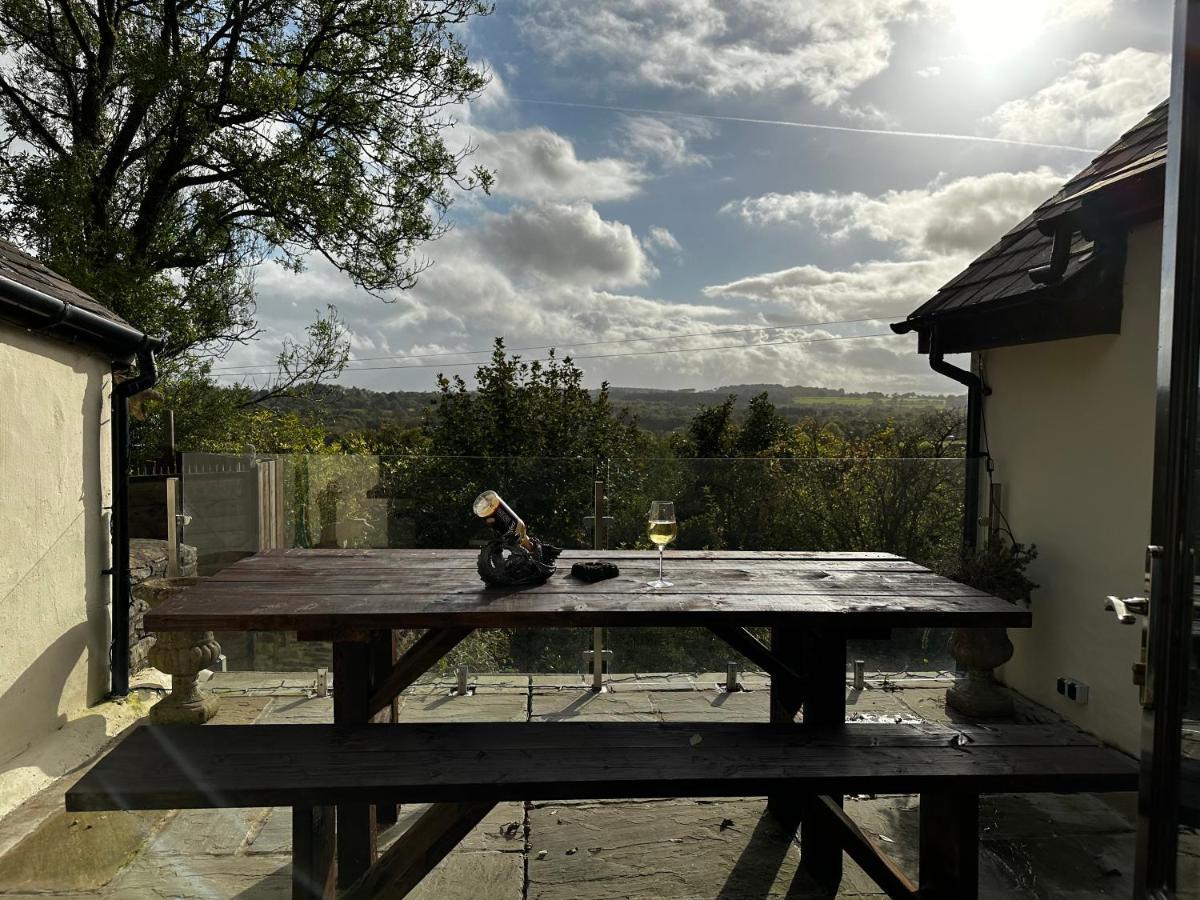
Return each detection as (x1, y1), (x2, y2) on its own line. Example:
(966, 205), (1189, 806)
(165, 476), (181, 578)
(590, 480), (608, 692)
(725, 661), (741, 693)
(591, 628), (604, 692)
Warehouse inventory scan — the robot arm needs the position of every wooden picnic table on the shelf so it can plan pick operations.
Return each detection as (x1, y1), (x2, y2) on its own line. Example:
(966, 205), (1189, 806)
(144, 547), (1031, 894)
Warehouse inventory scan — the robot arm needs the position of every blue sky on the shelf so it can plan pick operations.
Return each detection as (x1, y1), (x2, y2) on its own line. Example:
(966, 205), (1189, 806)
(218, 0), (1173, 394)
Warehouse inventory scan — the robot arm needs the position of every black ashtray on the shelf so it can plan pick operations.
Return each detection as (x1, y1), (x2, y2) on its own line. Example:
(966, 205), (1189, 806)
(570, 561), (620, 582)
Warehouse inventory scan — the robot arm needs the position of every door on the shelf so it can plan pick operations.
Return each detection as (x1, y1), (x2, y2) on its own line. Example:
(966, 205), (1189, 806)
(1138, 1), (1200, 895)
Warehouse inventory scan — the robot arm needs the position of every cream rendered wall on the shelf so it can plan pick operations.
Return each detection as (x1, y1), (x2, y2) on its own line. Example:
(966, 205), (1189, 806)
(983, 221), (1162, 754)
(0, 323), (112, 765)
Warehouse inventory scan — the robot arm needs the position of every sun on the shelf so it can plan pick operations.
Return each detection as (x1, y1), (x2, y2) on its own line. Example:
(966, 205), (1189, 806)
(952, 0), (1057, 63)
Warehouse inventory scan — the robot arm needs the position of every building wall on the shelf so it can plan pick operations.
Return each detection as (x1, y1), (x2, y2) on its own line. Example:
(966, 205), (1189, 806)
(982, 222), (1161, 754)
(0, 324), (112, 765)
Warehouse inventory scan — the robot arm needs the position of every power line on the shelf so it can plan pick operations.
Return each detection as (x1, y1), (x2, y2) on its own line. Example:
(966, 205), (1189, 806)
(213, 330), (905, 380)
(210, 314), (893, 372)
(509, 97), (1101, 155)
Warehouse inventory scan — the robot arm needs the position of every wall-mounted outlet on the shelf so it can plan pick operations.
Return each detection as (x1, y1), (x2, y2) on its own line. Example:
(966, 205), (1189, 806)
(1056, 676), (1090, 704)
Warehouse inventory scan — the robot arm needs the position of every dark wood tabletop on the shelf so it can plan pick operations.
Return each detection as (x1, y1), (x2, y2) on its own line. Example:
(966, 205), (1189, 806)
(144, 548), (1030, 632)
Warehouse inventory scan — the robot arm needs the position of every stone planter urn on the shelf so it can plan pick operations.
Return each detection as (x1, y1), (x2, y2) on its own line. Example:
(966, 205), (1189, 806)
(140, 576), (221, 725)
(946, 627), (1015, 718)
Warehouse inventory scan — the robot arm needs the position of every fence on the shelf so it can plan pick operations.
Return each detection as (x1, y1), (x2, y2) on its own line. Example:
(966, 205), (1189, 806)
(170, 451), (968, 677)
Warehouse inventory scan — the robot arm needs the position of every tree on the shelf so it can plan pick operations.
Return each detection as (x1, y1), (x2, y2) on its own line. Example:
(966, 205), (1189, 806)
(401, 339), (649, 548)
(0, 0), (493, 367)
(736, 392), (790, 457)
(772, 408), (966, 563)
(130, 304), (347, 456)
(672, 395), (736, 459)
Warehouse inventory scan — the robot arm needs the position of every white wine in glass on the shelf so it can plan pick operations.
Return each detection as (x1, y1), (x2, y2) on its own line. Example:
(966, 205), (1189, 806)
(646, 501), (677, 588)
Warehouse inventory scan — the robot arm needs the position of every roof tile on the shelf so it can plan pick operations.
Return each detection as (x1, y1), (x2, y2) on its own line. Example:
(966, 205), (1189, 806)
(902, 99), (1169, 325)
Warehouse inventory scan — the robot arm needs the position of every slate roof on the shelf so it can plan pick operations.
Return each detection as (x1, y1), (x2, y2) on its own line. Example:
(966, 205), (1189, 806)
(898, 99), (1169, 329)
(0, 238), (131, 326)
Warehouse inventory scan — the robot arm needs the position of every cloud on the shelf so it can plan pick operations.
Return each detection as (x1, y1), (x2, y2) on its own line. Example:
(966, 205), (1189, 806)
(645, 226), (683, 257)
(703, 256), (967, 321)
(515, 1), (929, 106)
(471, 125), (646, 202)
(226, 203), (953, 394)
(481, 202), (656, 288)
(724, 168), (1066, 257)
(472, 62), (510, 111)
(618, 116), (715, 168)
(984, 48), (1169, 149)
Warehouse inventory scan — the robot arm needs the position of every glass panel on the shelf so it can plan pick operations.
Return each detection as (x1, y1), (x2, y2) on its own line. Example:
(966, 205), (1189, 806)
(604, 456), (965, 675)
(177, 451), (965, 678)
(181, 452), (601, 674)
(1183, 425), (1200, 891)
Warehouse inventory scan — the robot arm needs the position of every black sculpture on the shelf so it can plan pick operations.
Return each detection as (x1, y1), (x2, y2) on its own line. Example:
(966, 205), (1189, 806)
(477, 534), (561, 586)
(473, 490), (561, 586)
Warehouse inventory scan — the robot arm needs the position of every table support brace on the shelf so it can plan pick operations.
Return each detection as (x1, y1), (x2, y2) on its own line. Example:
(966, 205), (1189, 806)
(341, 800), (497, 900)
(368, 627), (475, 718)
(816, 795), (918, 899)
(707, 624), (807, 716)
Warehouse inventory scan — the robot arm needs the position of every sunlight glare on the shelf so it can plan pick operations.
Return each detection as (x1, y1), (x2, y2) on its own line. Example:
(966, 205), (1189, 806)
(953, 0), (1055, 62)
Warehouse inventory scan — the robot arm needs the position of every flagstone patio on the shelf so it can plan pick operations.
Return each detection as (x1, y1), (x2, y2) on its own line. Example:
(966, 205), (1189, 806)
(0, 671), (1138, 899)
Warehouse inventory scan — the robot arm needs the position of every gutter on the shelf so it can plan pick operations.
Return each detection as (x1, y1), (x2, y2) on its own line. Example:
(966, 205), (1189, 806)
(927, 328), (989, 553)
(0, 273), (156, 364)
(0, 274), (163, 697)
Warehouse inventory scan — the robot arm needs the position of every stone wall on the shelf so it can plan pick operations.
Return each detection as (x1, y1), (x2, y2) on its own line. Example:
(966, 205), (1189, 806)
(217, 631), (332, 672)
(129, 538), (197, 672)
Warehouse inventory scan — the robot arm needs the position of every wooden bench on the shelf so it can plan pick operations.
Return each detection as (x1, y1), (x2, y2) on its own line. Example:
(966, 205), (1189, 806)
(66, 721), (1137, 900)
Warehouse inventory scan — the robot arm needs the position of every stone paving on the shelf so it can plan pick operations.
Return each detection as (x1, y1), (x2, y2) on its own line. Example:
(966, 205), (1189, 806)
(0, 671), (1141, 899)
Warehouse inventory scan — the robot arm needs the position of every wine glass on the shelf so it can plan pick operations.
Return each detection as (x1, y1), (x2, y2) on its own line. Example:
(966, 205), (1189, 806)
(646, 500), (677, 588)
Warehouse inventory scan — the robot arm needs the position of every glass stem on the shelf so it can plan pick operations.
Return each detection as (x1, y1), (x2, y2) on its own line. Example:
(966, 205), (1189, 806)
(658, 546), (664, 582)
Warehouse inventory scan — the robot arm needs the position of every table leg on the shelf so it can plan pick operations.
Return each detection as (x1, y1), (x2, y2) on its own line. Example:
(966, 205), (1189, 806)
(767, 626), (805, 829)
(292, 805), (336, 900)
(333, 640), (377, 888)
(370, 629), (400, 829)
(919, 790), (979, 900)
(800, 631), (847, 894)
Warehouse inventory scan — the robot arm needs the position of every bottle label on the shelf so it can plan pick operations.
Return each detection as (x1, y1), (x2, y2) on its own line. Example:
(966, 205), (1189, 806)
(488, 505), (519, 534)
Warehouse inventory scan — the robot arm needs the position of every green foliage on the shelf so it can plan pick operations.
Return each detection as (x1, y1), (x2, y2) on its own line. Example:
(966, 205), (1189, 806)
(654, 396), (966, 563)
(425, 339), (644, 461)
(393, 339), (652, 549)
(0, 0), (492, 360)
(940, 538), (1039, 604)
(156, 346), (974, 674)
(137, 370), (330, 456)
(248, 382), (966, 437)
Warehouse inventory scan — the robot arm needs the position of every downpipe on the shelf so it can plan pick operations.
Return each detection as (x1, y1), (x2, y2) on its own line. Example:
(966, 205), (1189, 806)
(108, 344), (159, 697)
(927, 330), (989, 553)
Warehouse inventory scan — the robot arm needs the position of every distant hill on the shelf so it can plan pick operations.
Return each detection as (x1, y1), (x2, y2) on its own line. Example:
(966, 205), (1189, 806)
(604, 385), (964, 433)
(290, 383), (965, 436)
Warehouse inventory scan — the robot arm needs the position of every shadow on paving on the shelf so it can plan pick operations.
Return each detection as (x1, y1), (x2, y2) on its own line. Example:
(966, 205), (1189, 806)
(0, 671), (1138, 899)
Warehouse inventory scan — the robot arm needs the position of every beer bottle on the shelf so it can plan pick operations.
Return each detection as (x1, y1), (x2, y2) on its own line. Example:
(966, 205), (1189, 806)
(473, 490), (534, 552)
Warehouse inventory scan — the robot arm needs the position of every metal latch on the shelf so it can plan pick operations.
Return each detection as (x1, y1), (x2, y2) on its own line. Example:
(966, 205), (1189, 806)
(1131, 662), (1146, 686)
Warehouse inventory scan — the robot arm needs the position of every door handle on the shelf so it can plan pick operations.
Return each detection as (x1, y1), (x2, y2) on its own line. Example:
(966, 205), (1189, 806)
(1105, 595), (1149, 623)
(1102, 545), (1161, 706)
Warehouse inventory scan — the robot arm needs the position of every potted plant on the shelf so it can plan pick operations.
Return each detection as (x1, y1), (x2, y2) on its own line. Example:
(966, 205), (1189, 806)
(940, 539), (1037, 717)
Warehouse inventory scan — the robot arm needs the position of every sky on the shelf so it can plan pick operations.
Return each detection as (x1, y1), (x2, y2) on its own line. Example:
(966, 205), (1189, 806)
(215, 0), (1174, 395)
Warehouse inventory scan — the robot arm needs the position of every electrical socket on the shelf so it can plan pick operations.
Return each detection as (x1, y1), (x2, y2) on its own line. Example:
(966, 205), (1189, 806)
(1056, 676), (1089, 704)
